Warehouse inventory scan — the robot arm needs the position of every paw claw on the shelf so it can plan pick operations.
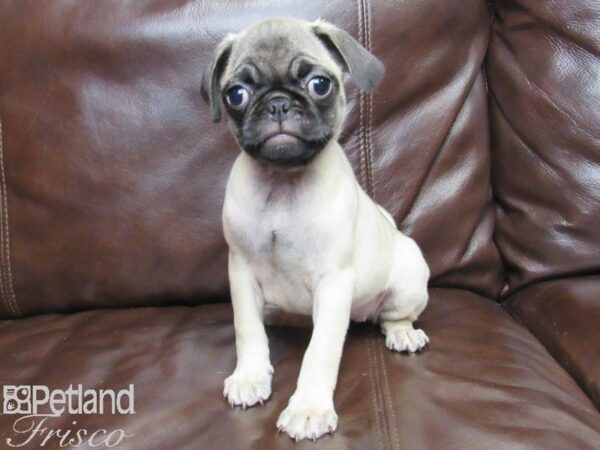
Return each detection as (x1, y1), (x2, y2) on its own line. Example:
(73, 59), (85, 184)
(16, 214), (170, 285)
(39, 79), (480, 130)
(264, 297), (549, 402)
(384, 326), (429, 354)
(276, 400), (338, 441)
(223, 366), (273, 408)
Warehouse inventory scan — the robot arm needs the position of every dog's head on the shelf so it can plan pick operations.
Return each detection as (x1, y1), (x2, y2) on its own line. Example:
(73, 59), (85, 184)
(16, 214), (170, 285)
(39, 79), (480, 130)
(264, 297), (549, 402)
(201, 18), (384, 168)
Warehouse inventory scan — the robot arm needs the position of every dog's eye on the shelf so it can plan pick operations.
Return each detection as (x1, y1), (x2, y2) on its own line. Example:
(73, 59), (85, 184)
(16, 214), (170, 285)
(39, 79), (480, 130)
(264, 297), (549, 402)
(226, 85), (250, 109)
(307, 76), (332, 98)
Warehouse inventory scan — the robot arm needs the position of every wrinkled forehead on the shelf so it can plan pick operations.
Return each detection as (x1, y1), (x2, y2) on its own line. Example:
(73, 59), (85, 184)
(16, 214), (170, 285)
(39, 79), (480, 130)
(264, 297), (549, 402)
(223, 20), (341, 84)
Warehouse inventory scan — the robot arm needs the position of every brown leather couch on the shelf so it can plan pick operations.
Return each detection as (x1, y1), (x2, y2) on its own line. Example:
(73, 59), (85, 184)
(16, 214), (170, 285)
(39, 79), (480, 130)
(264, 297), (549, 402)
(0, 1), (598, 449)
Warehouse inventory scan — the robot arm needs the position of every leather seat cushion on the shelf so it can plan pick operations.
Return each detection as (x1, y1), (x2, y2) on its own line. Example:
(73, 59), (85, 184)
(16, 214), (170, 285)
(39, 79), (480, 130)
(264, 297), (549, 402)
(505, 276), (600, 409)
(1, 289), (599, 449)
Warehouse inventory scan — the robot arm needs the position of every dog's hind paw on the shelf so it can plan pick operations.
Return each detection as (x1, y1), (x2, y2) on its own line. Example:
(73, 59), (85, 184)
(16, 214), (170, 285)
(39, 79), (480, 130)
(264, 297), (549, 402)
(382, 320), (429, 353)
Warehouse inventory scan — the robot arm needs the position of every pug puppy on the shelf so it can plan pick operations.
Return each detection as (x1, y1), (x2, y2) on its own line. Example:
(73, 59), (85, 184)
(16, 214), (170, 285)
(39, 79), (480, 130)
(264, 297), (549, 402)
(201, 18), (430, 441)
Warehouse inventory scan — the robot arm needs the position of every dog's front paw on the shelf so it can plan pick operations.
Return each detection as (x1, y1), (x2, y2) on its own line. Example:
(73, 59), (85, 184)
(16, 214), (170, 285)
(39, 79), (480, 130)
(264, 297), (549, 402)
(223, 364), (273, 409)
(276, 398), (338, 441)
(385, 327), (429, 353)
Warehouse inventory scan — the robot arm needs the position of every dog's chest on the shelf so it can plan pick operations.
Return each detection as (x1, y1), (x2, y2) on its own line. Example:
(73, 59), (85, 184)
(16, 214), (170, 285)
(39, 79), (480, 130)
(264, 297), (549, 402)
(225, 188), (327, 314)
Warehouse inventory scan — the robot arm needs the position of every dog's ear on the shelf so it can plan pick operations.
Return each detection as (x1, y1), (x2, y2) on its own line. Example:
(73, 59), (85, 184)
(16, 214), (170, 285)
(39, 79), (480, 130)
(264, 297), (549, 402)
(201, 33), (236, 123)
(312, 20), (384, 92)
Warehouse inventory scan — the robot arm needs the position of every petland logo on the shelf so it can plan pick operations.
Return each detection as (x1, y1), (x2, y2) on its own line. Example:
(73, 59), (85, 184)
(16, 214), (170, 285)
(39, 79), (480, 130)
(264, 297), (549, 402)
(2, 384), (135, 447)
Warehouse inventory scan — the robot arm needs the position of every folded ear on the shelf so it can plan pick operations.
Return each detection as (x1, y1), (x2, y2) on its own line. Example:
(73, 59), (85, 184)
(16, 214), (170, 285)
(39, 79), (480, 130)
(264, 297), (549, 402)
(312, 20), (384, 92)
(200, 33), (237, 123)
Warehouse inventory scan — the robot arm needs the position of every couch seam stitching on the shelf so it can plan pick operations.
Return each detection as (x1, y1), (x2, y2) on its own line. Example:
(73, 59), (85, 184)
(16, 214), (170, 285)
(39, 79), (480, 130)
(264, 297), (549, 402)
(377, 337), (401, 449)
(366, 333), (386, 450)
(357, 0), (369, 192)
(0, 111), (8, 316)
(0, 114), (18, 317)
(365, 0), (375, 200)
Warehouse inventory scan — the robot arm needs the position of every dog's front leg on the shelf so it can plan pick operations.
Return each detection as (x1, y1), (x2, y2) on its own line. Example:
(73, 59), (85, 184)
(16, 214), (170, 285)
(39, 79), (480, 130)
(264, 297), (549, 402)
(276, 270), (353, 441)
(223, 250), (273, 408)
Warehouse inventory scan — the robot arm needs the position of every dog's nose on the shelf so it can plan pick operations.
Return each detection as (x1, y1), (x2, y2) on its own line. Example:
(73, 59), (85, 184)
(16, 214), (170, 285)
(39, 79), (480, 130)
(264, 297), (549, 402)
(267, 96), (291, 122)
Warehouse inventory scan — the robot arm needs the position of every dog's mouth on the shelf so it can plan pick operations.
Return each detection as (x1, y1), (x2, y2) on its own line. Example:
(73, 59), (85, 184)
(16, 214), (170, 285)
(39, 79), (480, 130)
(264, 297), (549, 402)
(261, 132), (302, 147)
(241, 130), (332, 168)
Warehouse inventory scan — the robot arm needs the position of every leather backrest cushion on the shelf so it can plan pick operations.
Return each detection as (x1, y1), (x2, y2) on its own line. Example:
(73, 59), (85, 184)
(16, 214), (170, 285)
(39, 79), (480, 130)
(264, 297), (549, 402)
(0, 0), (503, 317)
(487, 0), (600, 295)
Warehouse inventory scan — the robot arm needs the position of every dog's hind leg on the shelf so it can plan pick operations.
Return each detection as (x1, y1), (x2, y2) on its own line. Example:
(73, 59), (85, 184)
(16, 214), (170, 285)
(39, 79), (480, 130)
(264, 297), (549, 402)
(377, 233), (430, 353)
